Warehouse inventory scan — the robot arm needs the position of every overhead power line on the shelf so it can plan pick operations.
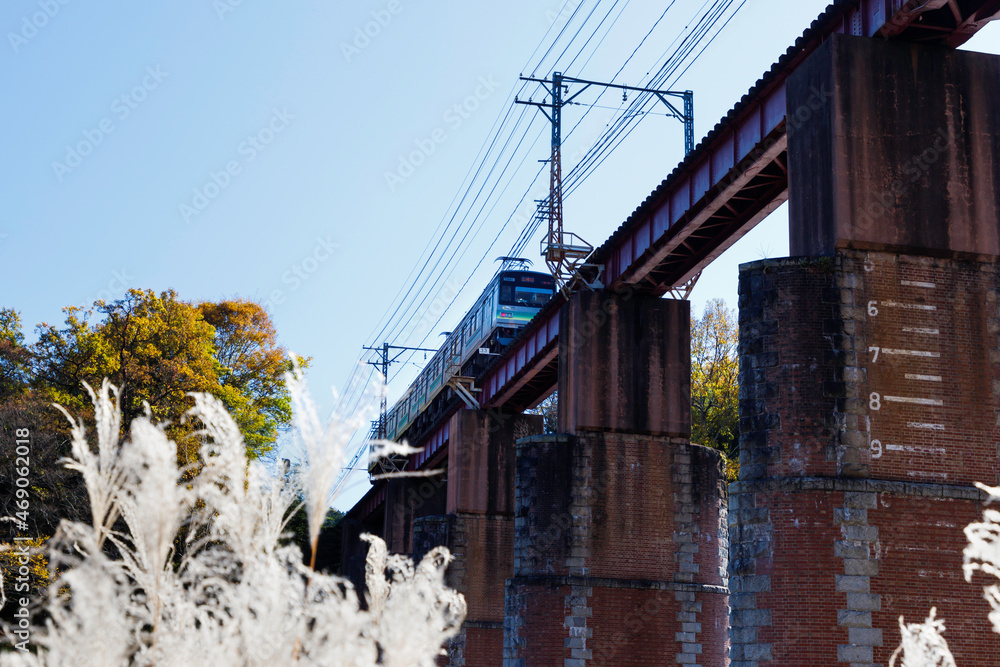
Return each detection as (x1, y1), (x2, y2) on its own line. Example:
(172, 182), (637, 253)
(333, 0), (750, 497)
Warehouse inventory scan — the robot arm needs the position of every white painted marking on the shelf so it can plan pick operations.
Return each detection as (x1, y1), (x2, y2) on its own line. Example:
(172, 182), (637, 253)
(908, 470), (949, 479)
(905, 374), (942, 382)
(881, 348), (940, 358)
(885, 395), (944, 406)
(882, 301), (937, 311)
(885, 443), (947, 454)
(907, 422), (945, 431)
(902, 327), (939, 335)
(900, 280), (936, 289)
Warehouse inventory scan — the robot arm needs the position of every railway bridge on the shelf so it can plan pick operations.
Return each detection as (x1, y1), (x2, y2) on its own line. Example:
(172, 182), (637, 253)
(342, 1), (1000, 664)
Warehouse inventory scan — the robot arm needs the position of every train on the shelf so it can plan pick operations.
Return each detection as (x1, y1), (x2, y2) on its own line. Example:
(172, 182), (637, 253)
(380, 268), (556, 443)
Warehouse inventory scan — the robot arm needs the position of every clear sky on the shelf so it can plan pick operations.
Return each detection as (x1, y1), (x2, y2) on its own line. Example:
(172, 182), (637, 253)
(3, 1), (998, 511)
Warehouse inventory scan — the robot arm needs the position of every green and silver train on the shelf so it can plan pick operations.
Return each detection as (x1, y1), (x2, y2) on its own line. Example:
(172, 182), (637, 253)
(382, 270), (555, 442)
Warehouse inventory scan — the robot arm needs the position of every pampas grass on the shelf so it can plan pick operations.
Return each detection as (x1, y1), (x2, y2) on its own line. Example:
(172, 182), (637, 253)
(0, 372), (465, 666)
(889, 483), (1000, 665)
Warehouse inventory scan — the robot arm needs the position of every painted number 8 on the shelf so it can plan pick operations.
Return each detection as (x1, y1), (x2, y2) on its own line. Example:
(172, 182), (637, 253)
(869, 392), (881, 411)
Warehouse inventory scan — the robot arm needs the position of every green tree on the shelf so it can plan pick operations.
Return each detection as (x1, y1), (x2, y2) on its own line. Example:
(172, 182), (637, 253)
(529, 391), (558, 434)
(31, 291), (217, 461)
(24, 290), (298, 460)
(690, 298), (739, 479)
(198, 300), (303, 457)
(0, 308), (31, 400)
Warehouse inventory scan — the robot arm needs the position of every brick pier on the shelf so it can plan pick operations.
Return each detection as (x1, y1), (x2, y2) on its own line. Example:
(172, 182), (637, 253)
(504, 292), (730, 666)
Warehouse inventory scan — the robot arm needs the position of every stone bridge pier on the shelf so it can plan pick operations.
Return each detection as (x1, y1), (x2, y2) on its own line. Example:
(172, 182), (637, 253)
(503, 290), (730, 666)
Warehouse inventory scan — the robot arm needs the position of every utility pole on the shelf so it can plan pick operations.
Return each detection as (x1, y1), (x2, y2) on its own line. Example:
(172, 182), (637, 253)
(516, 72), (694, 291)
(362, 342), (438, 439)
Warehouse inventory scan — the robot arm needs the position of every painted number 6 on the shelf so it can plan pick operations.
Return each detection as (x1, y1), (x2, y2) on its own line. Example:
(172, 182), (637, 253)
(867, 300), (878, 316)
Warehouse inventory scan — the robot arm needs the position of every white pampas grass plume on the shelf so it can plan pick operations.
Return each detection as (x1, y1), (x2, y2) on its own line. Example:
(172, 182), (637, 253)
(889, 608), (956, 667)
(964, 483), (1000, 633)
(0, 377), (464, 666)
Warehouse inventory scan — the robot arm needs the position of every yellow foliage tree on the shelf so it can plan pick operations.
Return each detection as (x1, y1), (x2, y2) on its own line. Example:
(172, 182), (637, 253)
(690, 298), (739, 480)
(198, 300), (307, 457)
(26, 290), (300, 461)
(0, 536), (49, 590)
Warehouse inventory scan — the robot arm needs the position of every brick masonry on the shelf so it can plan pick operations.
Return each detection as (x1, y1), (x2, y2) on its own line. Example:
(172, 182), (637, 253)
(411, 410), (542, 667)
(732, 249), (1000, 665)
(414, 511), (515, 665)
(504, 431), (729, 666)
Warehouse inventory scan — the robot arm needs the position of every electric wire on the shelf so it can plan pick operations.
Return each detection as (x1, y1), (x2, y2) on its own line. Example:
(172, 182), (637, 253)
(336, 0), (746, 494)
(385, 104), (540, 349)
(336, 3), (599, 417)
(334, 2), (616, 494)
(373, 1), (634, 356)
(506, 0), (693, 260)
(367, 0), (640, 396)
(360, 1), (601, 356)
(561, 0), (740, 200)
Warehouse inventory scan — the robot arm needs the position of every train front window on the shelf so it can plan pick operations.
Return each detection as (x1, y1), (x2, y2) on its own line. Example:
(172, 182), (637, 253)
(497, 274), (555, 307)
(511, 287), (552, 307)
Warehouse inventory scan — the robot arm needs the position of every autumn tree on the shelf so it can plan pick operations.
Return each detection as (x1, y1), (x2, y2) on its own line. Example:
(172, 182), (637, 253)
(0, 391), (88, 540)
(198, 300), (302, 456)
(0, 293), (305, 625)
(529, 391), (558, 434)
(0, 308), (31, 401)
(20, 290), (298, 460)
(28, 291), (215, 462)
(690, 298), (739, 479)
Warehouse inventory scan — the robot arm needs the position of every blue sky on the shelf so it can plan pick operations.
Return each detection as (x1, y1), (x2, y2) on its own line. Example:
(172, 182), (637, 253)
(3, 1), (998, 511)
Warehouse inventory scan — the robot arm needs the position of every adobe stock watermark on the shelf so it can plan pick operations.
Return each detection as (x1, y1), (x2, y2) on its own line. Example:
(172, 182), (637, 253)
(384, 76), (501, 191)
(708, 83), (834, 198)
(340, 0), (403, 63)
(544, 0), (581, 26)
(785, 84), (835, 130)
(213, 0), (248, 21)
(179, 108), (293, 224)
(261, 235), (339, 311)
(72, 268), (135, 312)
(51, 66), (169, 183)
(856, 127), (950, 233)
(9, 427), (34, 653)
(7, 0), (71, 54)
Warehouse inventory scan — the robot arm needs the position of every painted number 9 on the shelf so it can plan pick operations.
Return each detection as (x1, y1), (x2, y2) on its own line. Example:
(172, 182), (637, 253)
(867, 300), (878, 316)
(869, 392), (881, 411)
(871, 439), (882, 459)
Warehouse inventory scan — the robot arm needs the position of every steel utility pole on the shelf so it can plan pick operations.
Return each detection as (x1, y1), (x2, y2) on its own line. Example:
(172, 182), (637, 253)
(363, 342), (438, 439)
(516, 72), (694, 291)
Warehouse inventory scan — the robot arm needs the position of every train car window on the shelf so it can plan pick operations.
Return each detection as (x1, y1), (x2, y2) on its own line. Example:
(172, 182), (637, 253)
(499, 285), (514, 303)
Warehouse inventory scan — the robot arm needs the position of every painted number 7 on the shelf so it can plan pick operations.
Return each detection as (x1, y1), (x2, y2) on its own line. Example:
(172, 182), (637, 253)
(869, 346), (880, 362)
